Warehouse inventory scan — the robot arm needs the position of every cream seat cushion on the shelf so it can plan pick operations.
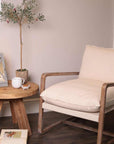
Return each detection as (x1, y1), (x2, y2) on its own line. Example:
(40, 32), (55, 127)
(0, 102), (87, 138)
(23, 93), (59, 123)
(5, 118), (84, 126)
(41, 78), (114, 112)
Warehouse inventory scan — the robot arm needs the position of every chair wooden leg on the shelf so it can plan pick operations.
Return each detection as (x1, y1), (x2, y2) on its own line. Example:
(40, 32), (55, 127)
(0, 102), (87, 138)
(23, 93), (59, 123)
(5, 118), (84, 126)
(97, 83), (107, 144)
(97, 121), (104, 144)
(0, 101), (3, 112)
(38, 98), (44, 133)
(97, 96), (106, 143)
(97, 113), (104, 144)
(38, 98), (72, 134)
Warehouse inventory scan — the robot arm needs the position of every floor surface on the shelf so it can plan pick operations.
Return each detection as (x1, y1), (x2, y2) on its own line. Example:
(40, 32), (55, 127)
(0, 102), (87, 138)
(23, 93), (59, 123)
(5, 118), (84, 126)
(0, 111), (114, 144)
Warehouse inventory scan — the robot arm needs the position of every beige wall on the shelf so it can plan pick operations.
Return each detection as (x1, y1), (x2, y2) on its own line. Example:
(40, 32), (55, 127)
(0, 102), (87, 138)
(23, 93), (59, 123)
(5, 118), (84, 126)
(0, 0), (113, 86)
(112, 0), (114, 47)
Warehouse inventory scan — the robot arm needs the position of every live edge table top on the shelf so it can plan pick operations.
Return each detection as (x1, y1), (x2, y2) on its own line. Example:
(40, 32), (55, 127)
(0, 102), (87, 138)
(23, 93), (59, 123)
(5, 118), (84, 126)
(0, 80), (39, 100)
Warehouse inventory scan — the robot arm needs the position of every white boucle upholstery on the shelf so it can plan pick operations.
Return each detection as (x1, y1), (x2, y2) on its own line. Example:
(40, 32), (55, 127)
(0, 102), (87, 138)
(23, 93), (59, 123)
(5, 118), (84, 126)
(41, 79), (114, 112)
(79, 45), (114, 82)
(43, 102), (99, 122)
(42, 102), (114, 122)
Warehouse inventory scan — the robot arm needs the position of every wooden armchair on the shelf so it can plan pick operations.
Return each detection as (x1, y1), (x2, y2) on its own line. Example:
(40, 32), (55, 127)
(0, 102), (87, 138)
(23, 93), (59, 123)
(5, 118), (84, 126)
(38, 45), (114, 144)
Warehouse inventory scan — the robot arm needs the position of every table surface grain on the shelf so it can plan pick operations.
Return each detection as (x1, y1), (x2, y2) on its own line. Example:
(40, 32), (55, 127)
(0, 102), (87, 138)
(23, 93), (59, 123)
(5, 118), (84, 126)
(0, 81), (39, 99)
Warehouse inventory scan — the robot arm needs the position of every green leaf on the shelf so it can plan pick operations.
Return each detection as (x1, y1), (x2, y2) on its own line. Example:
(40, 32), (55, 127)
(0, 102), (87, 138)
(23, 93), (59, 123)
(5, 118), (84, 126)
(0, 0), (45, 25)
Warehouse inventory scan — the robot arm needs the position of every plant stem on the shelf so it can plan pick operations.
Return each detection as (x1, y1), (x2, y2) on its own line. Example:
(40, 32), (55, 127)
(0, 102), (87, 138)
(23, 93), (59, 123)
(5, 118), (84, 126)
(19, 23), (23, 71)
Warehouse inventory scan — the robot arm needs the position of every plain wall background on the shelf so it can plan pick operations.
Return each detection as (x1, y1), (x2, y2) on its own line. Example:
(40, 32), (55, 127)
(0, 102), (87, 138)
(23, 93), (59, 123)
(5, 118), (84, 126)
(112, 0), (114, 47)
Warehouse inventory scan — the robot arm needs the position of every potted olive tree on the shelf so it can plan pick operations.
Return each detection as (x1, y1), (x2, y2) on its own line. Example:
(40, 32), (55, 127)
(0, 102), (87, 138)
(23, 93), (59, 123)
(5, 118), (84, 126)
(0, 0), (45, 81)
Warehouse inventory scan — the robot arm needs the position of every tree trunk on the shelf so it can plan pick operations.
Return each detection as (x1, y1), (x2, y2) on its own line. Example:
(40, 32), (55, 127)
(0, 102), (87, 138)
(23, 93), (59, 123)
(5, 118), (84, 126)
(19, 23), (23, 71)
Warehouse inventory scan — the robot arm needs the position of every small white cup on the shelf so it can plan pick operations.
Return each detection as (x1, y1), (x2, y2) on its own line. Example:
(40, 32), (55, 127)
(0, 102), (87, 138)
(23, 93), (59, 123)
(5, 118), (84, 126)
(12, 77), (25, 88)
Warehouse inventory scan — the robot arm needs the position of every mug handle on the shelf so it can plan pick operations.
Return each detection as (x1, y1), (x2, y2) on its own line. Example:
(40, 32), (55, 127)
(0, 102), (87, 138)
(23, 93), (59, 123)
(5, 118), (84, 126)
(22, 78), (25, 84)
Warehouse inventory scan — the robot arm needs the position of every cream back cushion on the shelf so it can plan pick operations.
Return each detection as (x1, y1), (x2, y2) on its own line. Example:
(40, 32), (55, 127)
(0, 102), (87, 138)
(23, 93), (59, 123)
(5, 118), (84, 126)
(79, 45), (114, 82)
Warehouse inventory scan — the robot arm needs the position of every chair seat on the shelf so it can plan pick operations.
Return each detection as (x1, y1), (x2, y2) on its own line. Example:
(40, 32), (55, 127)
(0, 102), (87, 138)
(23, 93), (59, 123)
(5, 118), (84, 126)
(41, 78), (114, 112)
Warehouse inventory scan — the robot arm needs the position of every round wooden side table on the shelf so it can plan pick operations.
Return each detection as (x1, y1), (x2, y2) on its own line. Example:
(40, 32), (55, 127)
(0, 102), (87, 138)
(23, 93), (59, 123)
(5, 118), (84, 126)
(0, 81), (39, 136)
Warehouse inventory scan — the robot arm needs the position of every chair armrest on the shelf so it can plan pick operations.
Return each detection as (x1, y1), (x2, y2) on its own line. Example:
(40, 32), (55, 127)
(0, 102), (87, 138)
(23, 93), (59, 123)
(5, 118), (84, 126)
(102, 83), (114, 89)
(40, 72), (79, 93)
(100, 82), (114, 104)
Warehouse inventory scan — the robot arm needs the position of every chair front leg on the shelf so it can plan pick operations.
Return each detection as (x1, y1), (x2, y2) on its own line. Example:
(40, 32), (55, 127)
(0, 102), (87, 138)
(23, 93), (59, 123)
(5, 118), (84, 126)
(97, 105), (105, 144)
(97, 83), (114, 144)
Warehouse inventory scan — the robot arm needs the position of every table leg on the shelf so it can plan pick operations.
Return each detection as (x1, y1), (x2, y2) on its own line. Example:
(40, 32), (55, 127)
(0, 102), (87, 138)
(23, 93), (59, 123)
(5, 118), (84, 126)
(11, 99), (32, 136)
(10, 101), (17, 124)
(0, 101), (3, 112)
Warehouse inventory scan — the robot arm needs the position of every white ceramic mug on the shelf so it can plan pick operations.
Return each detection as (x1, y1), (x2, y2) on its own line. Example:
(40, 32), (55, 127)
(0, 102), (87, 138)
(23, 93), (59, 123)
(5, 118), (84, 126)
(12, 77), (25, 88)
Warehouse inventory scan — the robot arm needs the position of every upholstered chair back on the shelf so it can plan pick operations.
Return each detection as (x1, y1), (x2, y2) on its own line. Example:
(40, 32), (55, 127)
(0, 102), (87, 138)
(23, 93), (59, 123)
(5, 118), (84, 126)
(79, 45), (114, 82)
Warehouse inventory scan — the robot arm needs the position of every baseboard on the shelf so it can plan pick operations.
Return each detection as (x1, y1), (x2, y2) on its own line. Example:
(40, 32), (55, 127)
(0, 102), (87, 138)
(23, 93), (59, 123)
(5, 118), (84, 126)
(0, 98), (40, 117)
(3, 97), (40, 104)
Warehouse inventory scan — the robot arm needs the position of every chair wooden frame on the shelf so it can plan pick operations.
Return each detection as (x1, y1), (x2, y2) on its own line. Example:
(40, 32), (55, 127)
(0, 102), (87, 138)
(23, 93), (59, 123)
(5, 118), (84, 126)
(38, 72), (114, 144)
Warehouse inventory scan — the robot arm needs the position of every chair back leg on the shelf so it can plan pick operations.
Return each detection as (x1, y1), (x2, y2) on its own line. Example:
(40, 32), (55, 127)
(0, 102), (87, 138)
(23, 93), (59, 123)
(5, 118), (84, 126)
(38, 98), (44, 133)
